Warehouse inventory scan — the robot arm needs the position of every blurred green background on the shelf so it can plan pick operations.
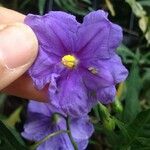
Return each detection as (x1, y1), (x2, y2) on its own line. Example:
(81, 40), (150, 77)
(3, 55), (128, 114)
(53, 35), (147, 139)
(0, 0), (150, 150)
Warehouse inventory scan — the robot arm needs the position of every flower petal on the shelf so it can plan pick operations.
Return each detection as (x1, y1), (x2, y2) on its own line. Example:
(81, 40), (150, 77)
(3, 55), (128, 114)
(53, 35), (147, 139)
(28, 101), (52, 117)
(29, 49), (60, 89)
(98, 54), (128, 84)
(71, 116), (94, 140)
(22, 101), (93, 150)
(81, 62), (114, 90)
(76, 140), (89, 150)
(97, 86), (116, 104)
(76, 10), (122, 59)
(49, 70), (91, 117)
(22, 113), (73, 150)
(37, 131), (74, 150)
(83, 10), (108, 24)
(22, 113), (51, 141)
(25, 11), (79, 56)
(28, 100), (66, 117)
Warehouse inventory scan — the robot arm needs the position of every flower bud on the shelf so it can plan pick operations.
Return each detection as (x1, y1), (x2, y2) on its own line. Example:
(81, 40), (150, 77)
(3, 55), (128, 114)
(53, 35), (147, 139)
(112, 97), (123, 113)
(51, 113), (61, 124)
(98, 103), (115, 131)
(103, 117), (115, 131)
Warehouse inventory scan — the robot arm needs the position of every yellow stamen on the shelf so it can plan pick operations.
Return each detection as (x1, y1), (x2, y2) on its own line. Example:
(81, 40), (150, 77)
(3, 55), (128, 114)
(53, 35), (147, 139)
(88, 67), (97, 74)
(61, 55), (78, 69)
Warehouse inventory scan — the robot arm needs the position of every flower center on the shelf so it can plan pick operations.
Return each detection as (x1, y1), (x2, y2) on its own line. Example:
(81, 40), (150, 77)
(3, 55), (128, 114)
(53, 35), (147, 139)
(61, 55), (78, 69)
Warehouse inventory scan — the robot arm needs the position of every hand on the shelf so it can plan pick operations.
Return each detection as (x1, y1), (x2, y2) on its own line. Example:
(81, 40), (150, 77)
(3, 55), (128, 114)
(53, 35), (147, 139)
(0, 7), (47, 102)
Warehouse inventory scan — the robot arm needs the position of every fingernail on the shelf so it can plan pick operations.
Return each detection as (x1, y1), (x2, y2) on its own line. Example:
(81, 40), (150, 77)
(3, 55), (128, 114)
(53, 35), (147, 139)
(0, 23), (38, 69)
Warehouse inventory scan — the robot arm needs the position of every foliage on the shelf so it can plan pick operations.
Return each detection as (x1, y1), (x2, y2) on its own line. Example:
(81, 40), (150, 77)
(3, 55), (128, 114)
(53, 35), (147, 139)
(0, 120), (27, 150)
(0, 0), (150, 149)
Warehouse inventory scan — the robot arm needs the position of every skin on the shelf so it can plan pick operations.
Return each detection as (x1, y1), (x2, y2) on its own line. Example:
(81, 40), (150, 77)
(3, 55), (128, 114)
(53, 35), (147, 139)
(0, 7), (47, 102)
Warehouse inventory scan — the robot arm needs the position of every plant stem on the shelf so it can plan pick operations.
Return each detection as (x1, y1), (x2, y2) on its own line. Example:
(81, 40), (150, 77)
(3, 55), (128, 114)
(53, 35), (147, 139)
(30, 130), (68, 150)
(66, 116), (78, 150)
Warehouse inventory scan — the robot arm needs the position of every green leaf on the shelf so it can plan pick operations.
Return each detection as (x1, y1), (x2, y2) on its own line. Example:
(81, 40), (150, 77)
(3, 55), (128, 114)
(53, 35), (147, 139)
(126, 0), (146, 18)
(62, 0), (88, 15)
(89, 140), (99, 145)
(0, 94), (6, 102)
(93, 105), (100, 119)
(0, 120), (27, 150)
(123, 60), (141, 123)
(0, 115), (6, 120)
(136, 137), (150, 146)
(81, 0), (91, 5)
(139, 0), (150, 7)
(54, 0), (62, 7)
(116, 109), (150, 150)
(38, 0), (46, 15)
(105, 0), (115, 16)
(124, 109), (150, 148)
(10, 128), (25, 146)
(117, 44), (135, 64)
(110, 109), (150, 149)
(139, 16), (150, 44)
(19, 0), (31, 9)
(54, 0), (90, 16)
(0, 94), (6, 113)
(105, 130), (121, 148)
(115, 119), (130, 140)
(142, 68), (150, 101)
(3, 106), (23, 127)
(140, 52), (150, 65)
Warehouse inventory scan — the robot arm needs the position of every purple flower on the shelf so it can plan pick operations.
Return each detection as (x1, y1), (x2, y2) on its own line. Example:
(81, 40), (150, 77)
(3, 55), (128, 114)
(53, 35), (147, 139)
(25, 10), (128, 117)
(22, 101), (94, 150)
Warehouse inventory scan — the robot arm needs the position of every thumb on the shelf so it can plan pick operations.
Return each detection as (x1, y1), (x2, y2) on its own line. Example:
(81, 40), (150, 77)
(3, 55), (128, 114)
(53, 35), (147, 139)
(0, 23), (38, 90)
